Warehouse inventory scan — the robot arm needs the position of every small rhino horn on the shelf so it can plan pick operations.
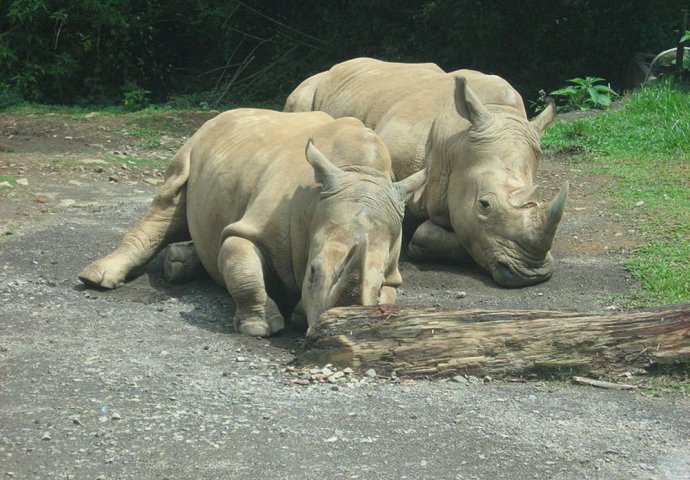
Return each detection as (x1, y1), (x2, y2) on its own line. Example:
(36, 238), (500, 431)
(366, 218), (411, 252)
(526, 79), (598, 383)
(537, 181), (569, 249)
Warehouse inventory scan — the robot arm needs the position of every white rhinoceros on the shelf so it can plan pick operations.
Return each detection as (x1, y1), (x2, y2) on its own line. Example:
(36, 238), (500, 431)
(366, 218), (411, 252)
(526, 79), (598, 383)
(284, 57), (568, 287)
(79, 109), (425, 337)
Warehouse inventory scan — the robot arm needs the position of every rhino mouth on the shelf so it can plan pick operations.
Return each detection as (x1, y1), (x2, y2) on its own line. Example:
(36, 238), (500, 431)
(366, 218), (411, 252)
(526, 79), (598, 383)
(489, 253), (554, 288)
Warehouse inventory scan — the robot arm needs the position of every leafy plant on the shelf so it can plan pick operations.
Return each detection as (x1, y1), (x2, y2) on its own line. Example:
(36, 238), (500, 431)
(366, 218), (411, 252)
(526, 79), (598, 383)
(681, 30), (690, 43)
(549, 77), (618, 112)
(122, 83), (151, 112)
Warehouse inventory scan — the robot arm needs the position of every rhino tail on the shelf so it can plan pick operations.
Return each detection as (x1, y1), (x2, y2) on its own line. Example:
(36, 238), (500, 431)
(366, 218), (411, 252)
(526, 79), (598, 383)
(154, 150), (189, 206)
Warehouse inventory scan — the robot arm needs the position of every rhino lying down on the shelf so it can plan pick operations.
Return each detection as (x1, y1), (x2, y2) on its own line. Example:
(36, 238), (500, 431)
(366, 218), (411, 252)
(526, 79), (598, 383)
(285, 57), (568, 287)
(79, 109), (425, 336)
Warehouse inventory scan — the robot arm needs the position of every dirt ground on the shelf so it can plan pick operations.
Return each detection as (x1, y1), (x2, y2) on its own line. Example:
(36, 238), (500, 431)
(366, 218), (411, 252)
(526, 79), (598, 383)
(0, 110), (687, 480)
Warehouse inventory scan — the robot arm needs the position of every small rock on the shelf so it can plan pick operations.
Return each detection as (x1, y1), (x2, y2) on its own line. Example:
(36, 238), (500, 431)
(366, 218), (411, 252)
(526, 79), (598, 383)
(108, 174), (119, 182)
(235, 356), (246, 362)
(41, 433), (51, 441)
(466, 375), (482, 385)
(110, 412), (122, 420)
(330, 385), (340, 391)
(635, 200), (645, 207)
(364, 368), (377, 378)
(321, 367), (333, 377)
(327, 371), (347, 383)
(451, 375), (469, 385)
(144, 177), (163, 186)
(483, 375), (492, 383)
(0, 181), (12, 189)
(67, 180), (82, 186)
(69, 415), (82, 426)
(35, 195), (49, 204)
(85, 112), (99, 119)
(56, 199), (76, 208)
(78, 158), (109, 165)
(16, 178), (29, 186)
(93, 166), (104, 173)
(456, 291), (467, 299)
(343, 367), (354, 374)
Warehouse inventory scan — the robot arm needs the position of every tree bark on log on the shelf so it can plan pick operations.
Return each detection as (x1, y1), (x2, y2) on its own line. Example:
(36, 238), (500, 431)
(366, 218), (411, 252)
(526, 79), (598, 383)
(301, 304), (690, 378)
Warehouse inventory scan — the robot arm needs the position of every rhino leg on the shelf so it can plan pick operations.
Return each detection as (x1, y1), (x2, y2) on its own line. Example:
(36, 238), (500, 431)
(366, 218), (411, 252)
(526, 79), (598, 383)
(79, 147), (193, 289)
(218, 236), (285, 337)
(163, 241), (203, 284)
(408, 220), (472, 263)
(79, 189), (189, 289)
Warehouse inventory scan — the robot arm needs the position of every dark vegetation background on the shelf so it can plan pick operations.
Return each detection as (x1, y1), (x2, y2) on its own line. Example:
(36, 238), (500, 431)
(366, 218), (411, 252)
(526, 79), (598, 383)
(1, 0), (687, 109)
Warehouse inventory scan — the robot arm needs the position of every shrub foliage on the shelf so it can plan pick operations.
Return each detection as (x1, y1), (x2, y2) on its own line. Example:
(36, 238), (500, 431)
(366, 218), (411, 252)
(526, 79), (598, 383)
(1, 0), (687, 106)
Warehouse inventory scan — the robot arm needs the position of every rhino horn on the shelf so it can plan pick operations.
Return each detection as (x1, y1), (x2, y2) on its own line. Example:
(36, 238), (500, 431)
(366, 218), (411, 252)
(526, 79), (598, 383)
(328, 236), (370, 306)
(454, 76), (493, 129)
(394, 168), (427, 203)
(535, 181), (569, 251)
(305, 138), (343, 190)
(530, 97), (556, 139)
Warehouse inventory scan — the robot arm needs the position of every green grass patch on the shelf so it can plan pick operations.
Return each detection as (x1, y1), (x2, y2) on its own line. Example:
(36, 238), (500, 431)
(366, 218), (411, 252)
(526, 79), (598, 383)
(543, 80), (690, 307)
(125, 126), (164, 149)
(105, 155), (166, 169)
(0, 175), (18, 185)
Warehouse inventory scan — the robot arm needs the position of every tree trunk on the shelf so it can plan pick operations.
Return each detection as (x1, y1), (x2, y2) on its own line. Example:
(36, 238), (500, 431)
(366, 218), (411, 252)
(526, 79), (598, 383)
(301, 304), (690, 379)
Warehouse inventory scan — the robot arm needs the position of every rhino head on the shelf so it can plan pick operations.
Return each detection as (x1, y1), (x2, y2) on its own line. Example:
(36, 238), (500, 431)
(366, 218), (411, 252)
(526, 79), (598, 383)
(300, 140), (426, 330)
(427, 77), (567, 287)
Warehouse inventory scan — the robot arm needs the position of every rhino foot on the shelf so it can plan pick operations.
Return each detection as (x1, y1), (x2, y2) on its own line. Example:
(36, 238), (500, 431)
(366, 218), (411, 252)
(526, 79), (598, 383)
(289, 302), (308, 330)
(163, 241), (202, 284)
(78, 258), (128, 289)
(236, 317), (273, 337)
(233, 299), (285, 337)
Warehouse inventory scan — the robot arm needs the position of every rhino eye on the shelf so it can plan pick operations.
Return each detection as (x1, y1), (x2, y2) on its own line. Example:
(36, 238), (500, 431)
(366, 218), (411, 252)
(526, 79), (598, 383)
(477, 197), (492, 214)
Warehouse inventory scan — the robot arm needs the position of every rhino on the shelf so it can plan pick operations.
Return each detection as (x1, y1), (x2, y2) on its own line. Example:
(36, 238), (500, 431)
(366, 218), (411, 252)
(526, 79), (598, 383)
(285, 57), (568, 287)
(79, 109), (425, 336)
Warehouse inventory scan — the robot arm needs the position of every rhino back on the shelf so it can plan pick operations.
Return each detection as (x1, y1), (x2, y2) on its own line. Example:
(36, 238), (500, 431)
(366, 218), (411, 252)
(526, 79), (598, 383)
(310, 58), (527, 179)
(185, 109), (332, 286)
(314, 58), (444, 128)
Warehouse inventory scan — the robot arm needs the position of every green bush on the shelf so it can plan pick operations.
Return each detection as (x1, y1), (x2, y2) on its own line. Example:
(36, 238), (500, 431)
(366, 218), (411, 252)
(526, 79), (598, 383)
(550, 77), (619, 112)
(122, 83), (151, 112)
(1, 0), (688, 106)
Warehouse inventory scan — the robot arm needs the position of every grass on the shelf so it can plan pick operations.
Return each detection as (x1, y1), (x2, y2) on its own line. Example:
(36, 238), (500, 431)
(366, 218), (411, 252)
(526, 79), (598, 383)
(0, 175), (18, 185)
(105, 155), (166, 169)
(543, 80), (689, 306)
(125, 126), (165, 149)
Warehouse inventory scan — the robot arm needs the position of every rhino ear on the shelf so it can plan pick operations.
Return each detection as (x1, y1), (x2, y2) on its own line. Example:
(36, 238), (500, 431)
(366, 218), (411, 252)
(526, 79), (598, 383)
(394, 168), (427, 202)
(454, 76), (493, 129)
(531, 97), (556, 139)
(305, 139), (343, 189)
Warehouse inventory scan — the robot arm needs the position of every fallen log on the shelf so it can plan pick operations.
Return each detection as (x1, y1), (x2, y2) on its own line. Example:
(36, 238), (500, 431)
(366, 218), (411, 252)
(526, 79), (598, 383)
(301, 304), (690, 379)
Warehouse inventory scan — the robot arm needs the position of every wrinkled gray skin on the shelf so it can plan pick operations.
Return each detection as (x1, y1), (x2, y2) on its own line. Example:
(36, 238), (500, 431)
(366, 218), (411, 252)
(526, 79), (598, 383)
(285, 58), (568, 287)
(79, 109), (425, 337)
